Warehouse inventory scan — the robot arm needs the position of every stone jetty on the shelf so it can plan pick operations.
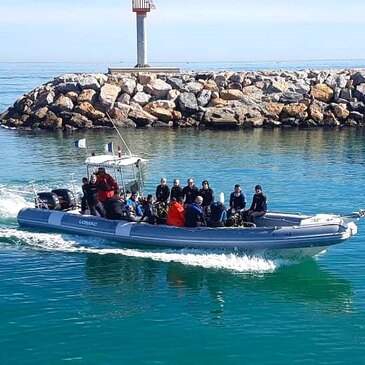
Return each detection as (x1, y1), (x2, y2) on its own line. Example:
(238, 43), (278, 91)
(1, 69), (365, 130)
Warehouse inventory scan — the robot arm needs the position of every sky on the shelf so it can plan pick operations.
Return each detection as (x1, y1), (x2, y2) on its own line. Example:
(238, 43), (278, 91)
(0, 0), (365, 63)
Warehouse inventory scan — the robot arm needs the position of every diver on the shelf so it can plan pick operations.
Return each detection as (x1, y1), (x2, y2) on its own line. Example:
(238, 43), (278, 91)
(246, 185), (267, 222)
(229, 184), (247, 216)
(199, 180), (214, 214)
(84, 174), (106, 217)
(182, 178), (199, 206)
(104, 193), (126, 220)
(170, 179), (184, 201)
(155, 177), (170, 203)
(126, 191), (143, 222)
(185, 196), (206, 228)
(208, 201), (228, 227)
(80, 177), (89, 214)
(141, 194), (158, 225)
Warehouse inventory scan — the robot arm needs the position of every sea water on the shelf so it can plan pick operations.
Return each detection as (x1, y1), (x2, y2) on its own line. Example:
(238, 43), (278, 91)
(0, 62), (365, 364)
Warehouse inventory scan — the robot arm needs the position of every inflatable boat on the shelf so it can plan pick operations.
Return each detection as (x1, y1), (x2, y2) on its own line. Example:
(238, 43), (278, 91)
(17, 207), (363, 257)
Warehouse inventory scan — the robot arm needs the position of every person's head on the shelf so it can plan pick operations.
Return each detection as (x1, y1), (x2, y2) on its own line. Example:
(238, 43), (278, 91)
(234, 184), (241, 193)
(195, 196), (203, 205)
(131, 191), (138, 200)
(255, 185), (262, 194)
(82, 177), (88, 184)
(98, 167), (106, 176)
(177, 196), (184, 204)
(160, 177), (167, 186)
(90, 174), (97, 183)
(173, 179), (180, 186)
(187, 178), (194, 186)
(147, 194), (153, 203)
(202, 180), (209, 189)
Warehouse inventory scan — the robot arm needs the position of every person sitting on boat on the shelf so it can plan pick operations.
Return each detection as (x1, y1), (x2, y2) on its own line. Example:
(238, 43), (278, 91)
(245, 185), (267, 222)
(182, 178), (199, 206)
(199, 180), (214, 214)
(84, 175), (106, 217)
(80, 177), (89, 214)
(126, 191), (143, 222)
(185, 196), (206, 228)
(208, 201), (228, 227)
(141, 194), (158, 225)
(229, 184), (247, 217)
(167, 197), (185, 227)
(104, 193), (126, 220)
(155, 177), (170, 203)
(170, 179), (184, 201)
(95, 167), (119, 204)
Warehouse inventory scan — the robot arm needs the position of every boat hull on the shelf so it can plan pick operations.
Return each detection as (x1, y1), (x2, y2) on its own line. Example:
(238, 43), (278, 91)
(17, 208), (357, 257)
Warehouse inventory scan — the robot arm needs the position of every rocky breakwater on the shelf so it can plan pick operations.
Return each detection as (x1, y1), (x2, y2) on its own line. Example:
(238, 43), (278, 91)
(1, 69), (365, 130)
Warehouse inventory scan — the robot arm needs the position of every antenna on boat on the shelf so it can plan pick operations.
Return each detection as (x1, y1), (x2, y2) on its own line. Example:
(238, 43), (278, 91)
(105, 112), (133, 156)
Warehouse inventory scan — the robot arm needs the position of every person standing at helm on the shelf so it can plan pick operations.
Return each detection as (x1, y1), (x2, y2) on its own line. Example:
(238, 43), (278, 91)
(95, 167), (119, 203)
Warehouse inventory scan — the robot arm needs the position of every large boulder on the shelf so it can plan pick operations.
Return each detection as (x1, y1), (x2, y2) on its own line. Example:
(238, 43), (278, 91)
(282, 103), (308, 118)
(144, 100), (176, 122)
(56, 82), (80, 94)
(184, 81), (203, 94)
(78, 75), (100, 90)
(279, 92), (303, 104)
(177, 92), (199, 115)
(78, 89), (97, 103)
(52, 95), (74, 112)
(203, 108), (239, 129)
(34, 91), (56, 108)
(108, 107), (129, 121)
(351, 71), (365, 86)
(308, 101), (325, 122)
(120, 77), (136, 95)
(353, 83), (365, 102)
(138, 73), (156, 85)
(310, 83), (334, 102)
(131, 92), (151, 106)
(220, 89), (245, 100)
(265, 102), (284, 116)
(99, 83), (121, 108)
(203, 80), (219, 92)
(128, 108), (157, 127)
(74, 102), (105, 120)
(149, 79), (172, 98)
(325, 73), (348, 89)
(331, 103), (350, 120)
(197, 89), (212, 107)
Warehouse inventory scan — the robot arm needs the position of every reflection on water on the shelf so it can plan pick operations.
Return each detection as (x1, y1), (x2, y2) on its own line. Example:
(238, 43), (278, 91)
(85, 254), (354, 318)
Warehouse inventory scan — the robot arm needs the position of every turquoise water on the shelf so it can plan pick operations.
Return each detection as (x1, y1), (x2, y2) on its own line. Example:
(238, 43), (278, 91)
(1, 63), (365, 364)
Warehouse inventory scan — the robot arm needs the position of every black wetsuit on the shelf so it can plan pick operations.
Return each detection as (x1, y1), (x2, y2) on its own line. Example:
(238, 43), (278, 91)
(182, 185), (199, 205)
(209, 202), (227, 227)
(170, 186), (184, 201)
(85, 183), (105, 217)
(141, 202), (157, 225)
(81, 184), (88, 212)
(104, 196), (125, 220)
(199, 188), (214, 208)
(229, 192), (247, 210)
(249, 193), (267, 212)
(156, 185), (170, 203)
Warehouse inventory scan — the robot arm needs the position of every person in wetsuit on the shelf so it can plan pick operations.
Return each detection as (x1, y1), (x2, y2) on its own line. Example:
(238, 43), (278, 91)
(246, 185), (267, 222)
(208, 201), (228, 227)
(84, 174), (106, 217)
(155, 177), (170, 203)
(170, 179), (184, 201)
(104, 193), (126, 220)
(141, 194), (157, 225)
(126, 191), (143, 222)
(182, 178), (199, 206)
(229, 184), (247, 216)
(199, 180), (214, 214)
(80, 177), (89, 214)
(185, 196), (206, 227)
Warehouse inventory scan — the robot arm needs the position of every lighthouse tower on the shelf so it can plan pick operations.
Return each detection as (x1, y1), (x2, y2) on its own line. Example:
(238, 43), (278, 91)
(132, 0), (155, 68)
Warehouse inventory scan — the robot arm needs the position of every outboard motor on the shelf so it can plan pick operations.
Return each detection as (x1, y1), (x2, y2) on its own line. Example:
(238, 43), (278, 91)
(51, 189), (77, 210)
(36, 192), (62, 210)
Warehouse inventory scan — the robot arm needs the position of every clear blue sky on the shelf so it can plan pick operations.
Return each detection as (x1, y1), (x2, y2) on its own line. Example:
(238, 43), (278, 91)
(1, 0), (364, 62)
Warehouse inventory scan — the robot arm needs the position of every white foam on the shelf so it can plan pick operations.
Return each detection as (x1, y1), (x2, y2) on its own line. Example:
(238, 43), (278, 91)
(0, 227), (288, 273)
(0, 186), (33, 219)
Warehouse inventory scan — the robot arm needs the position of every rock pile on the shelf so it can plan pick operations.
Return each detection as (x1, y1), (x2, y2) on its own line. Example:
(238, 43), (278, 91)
(1, 69), (365, 130)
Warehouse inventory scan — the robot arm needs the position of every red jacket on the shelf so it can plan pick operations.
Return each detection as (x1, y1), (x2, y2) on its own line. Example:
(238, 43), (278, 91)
(167, 201), (185, 227)
(96, 173), (119, 202)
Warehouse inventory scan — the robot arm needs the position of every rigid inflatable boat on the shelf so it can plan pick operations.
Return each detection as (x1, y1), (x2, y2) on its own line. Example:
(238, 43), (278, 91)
(17, 207), (363, 257)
